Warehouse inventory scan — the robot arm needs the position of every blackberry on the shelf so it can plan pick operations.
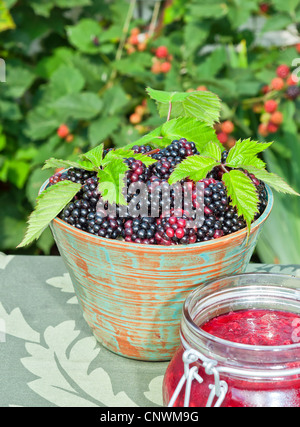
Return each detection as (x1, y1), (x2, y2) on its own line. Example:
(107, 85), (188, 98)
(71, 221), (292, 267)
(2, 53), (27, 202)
(285, 85), (300, 100)
(221, 150), (229, 164)
(60, 199), (93, 230)
(103, 148), (114, 157)
(123, 217), (156, 244)
(249, 174), (268, 217)
(86, 213), (124, 239)
(131, 145), (153, 154)
(125, 158), (151, 184)
(48, 168), (95, 187)
(155, 209), (197, 245)
(151, 138), (198, 180)
(78, 176), (100, 207)
(207, 150), (229, 181)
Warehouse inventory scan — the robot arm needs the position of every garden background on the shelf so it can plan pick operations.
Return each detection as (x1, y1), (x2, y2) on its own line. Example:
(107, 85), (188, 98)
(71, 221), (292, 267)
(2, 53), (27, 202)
(0, 0), (300, 264)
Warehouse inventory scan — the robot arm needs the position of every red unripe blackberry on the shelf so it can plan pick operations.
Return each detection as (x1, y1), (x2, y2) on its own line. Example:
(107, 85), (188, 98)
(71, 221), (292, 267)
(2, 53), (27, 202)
(57, 124), (70, 138)
(287, 74), (298, 86)
(221, 120), (234, 134)
(128, 34), (139, 45)
(276, 65), (290, 79)
(160, 62), (172, 73)
(264, 99), (278, 113)
(156, 46), (168, 59)
(261, 85), (270, 94)
(217, 132), (228, 144)
(258, 123), (269, 137)
(271, 77), (285, 91)
(151, 61), (162, 74)
(129, 113), (142, 124)
(130, 27), (140, 36)
(270, 111), (283, 125)
(259, 3), (269, 13)
(296, 43), (300, 54)
(267, 122), (279, 133)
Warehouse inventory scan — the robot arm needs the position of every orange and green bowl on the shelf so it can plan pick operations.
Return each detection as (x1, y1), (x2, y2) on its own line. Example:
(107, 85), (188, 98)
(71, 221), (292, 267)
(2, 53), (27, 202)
(41, 178), (273, 361)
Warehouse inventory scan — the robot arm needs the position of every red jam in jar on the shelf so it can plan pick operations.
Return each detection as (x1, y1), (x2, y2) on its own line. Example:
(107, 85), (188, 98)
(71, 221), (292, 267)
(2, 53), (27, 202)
(163, 274), (300, 408)
(201, 309), (300, 346)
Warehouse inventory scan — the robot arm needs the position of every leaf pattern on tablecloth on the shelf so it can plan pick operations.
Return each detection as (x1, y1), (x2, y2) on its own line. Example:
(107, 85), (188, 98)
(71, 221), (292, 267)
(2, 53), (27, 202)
(46, 273), (78, 304)
(0, 252), (14, 270)
(144, 375), (164, 406)
(0, 301), (40, 343)
(21, 320), (138, 407)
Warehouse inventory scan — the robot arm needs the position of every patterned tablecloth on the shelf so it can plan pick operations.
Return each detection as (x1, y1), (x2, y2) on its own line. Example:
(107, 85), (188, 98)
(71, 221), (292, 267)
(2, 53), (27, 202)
(1, 253), (299, 408)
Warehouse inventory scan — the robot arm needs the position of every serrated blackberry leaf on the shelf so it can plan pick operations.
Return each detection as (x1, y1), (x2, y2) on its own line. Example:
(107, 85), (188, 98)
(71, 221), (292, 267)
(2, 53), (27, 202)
(97, 157), (129, 206)
(222, 170), (260, 235)
(161, 117), (220, 152)
(168, 155), (220, 184)
(226, 139), (272, 168)
(200, 141), (222, 162)
(18, 180), (82, 248)
(80, 144), (104, 168)
(42, 157), (96, 172)
(241, 166), (300, 196)
(146, 87), (221, 126)
(102, 148), (156, 167)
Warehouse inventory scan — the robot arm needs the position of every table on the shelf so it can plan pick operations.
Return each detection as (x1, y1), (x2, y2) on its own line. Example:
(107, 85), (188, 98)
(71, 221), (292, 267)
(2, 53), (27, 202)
(1, 253), (299, 407)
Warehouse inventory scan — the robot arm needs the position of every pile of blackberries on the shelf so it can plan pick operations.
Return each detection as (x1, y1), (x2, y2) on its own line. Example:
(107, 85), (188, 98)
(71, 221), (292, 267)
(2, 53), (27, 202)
(49, 138), (268, 245)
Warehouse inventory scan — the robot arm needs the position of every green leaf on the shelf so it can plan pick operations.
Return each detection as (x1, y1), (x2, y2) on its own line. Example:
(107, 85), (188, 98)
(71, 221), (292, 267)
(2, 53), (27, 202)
(102, 148), (156, 167)
(222, 170), (260, 234)
(0, 1), (16, 32)
(183, 20), (210, 57)
(261, 14), (292, 32)
(48, 65), (85, 98)
(2, 65), (36, 98)
(42, 158), (96, 172)
(80, 144), (104, 168)
(146, 87), (221, 126)
(241, 167), (300, 196)
(161, 117), (220, 152)
(66, 18), (102, 54)
(196, 47), (227, 78)
(125, 125), (165, 149)
(188, 0), (228, 19)
(168, 155), (220, 184)
(97, 158), (129, 206)
(18, 180), (82, 248)
(88, 116), (120, 147)
(200, 141), (222, 162)
(51, 92), (103, 120)
(225, 139), (273, 169)
(25, 105), (63, 140)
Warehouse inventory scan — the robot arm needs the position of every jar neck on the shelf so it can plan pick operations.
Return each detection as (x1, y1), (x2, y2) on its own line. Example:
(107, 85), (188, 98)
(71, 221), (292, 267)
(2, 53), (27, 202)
(180, 274), (300, 374)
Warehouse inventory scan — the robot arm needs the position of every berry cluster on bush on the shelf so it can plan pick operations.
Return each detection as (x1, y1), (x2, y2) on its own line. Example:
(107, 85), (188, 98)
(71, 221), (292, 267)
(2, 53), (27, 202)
(257, 64), (300, 137)
(151, 45), (173, 75)
(258, 100), (283, 137)
(215, 121), (236, 149)
(129, 99), (148, 125)
(49, 139), (268, 246)
(125, 27), (149, 54)
(262, 64), (299, 95)
(57, 124), (74, 143)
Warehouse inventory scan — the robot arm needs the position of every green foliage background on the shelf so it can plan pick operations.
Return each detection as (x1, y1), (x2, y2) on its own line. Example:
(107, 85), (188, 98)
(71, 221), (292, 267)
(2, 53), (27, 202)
(1, 0), (300, 263)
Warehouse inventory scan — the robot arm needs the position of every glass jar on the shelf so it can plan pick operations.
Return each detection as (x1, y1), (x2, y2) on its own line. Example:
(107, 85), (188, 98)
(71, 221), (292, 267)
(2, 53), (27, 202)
(163, 273), (300, 407)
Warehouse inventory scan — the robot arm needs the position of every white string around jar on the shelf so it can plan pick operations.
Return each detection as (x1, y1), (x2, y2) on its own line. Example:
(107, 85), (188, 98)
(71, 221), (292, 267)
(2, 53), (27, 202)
(168, 343), (300, 408)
